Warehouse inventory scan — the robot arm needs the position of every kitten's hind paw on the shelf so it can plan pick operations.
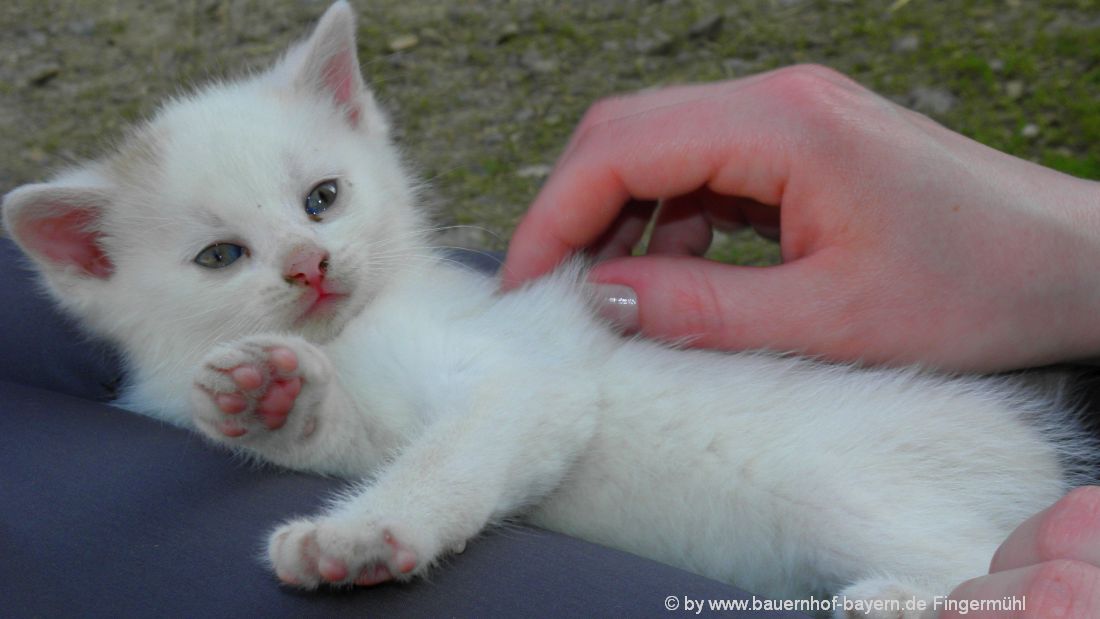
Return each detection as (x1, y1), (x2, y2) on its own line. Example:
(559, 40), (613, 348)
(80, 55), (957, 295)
(191, 335), (331, 445)
(268, 518), (423, 589)
(836, 578), (937, 619)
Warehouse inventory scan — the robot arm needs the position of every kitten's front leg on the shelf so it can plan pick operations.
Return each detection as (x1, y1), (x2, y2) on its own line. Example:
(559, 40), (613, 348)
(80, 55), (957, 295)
(268, 372), (600, 588)
(191, 334), (384, 474)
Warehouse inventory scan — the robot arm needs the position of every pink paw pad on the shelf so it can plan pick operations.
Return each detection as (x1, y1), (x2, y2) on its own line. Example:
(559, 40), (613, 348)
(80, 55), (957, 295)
(316, 530), (418, 587)
(209, 346), (303, 437)
(215, 393), (247, 414)
(318, 556), (349, 583)
(257, 376), (302, 429)
(354, 563), (392, 586)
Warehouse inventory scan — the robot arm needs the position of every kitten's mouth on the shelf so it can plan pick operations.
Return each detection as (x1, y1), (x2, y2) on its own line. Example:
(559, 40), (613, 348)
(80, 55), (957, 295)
(298, 287), (349, 321)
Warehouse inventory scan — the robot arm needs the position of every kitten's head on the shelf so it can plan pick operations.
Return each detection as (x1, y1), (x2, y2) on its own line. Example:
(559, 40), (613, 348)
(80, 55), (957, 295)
(2, 2), (424, 350)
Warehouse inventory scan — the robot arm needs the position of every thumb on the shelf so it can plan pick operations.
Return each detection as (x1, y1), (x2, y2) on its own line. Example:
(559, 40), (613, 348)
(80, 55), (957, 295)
(589, 253), (856, 357)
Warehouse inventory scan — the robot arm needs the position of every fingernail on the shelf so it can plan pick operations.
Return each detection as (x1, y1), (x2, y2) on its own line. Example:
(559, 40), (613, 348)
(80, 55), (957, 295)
(591, 284), (639, 331)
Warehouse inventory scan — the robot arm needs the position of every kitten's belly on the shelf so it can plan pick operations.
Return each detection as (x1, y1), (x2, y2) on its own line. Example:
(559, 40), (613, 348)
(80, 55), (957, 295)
(528, 344), (1065, 596)
(526, 403), (852, 597)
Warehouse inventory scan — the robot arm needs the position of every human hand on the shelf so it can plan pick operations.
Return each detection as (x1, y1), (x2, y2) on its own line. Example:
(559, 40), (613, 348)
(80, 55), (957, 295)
(941, 486), (1100, 618)
(502, 65), (1100, 371)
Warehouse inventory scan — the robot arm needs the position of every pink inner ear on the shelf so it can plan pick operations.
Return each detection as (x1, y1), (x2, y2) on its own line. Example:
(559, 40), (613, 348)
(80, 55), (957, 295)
(322, 50), (362, 127)
(21, 209), (114, 278)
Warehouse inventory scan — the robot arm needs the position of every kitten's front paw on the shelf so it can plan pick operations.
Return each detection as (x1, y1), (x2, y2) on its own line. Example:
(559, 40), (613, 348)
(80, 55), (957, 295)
(268, 517), (433, 589)
(192, 335), (330, 444)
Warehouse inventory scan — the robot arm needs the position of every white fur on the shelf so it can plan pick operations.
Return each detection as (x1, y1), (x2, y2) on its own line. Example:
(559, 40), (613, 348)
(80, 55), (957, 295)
(3, 3), (1091, 616)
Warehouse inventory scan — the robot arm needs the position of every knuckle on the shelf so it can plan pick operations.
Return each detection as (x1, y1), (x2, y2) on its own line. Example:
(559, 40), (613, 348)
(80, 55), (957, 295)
(754, 64), (875, 143)
(1036, 487), (1100, 561)
(786, 63), (849, 84)
(766, 64), (846, 100)
(661, 269), (730, 343)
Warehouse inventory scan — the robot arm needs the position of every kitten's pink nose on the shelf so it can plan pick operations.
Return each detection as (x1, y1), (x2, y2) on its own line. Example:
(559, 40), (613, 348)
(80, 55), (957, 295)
(284, 246), (329, 289)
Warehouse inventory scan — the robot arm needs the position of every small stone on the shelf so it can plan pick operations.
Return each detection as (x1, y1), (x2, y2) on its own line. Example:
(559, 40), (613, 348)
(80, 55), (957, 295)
(892, 33), (919, 53)
(722, 58), (755, 74)
(514, 107), (535, 122)
(907, 86), (956, 115)
(989, 58), (1005, 72)
(386, 54), (413, 69)
(497, 22), (520, 45)
(520, 49), (557, 74)
(68, 19), (96, 36)
(28, 63), (61, 87)
(480, 129), (504, 146)
(516, 164), (552, 179)
(1004, 80), (1024, 99)
(25, 147), (48, 163)
(636, 30), (676, 56)
(688, 14), (723, 40)
(1020, 123), (1040, 138)
(419, 28), (442, 44)
(388, 34), (419, 52)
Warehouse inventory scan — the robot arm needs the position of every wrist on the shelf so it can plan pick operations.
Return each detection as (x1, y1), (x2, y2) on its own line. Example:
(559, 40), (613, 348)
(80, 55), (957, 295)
(1064, 178), (1100, 362)
(1033, 172), (1100, 365)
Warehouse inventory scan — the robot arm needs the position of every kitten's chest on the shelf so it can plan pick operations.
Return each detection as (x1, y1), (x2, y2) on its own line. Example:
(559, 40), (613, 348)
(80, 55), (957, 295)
(320, 262), (616, 436)
(323, 284), (513, 433)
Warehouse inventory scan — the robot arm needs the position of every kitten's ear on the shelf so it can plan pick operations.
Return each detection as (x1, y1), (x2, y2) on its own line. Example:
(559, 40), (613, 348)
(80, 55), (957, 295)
(2, 183), (114, 281)
(284, 1), (382, 131)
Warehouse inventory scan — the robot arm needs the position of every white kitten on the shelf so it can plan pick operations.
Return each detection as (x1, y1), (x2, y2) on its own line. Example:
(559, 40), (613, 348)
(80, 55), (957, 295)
(3, 3), (1092, 616)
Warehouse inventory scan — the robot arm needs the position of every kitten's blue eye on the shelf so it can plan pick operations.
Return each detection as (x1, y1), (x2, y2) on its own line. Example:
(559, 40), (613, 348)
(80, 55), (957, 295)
(194, 243), (246, 269)
(305, 180), (338, 219)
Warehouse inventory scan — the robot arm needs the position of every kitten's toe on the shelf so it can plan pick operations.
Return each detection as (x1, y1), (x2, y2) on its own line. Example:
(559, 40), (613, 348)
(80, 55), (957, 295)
(214, 392), (247, 414)
(269, 520), (324, 588)
(268, 346), (299, 373)
(229, 365), (263, 390)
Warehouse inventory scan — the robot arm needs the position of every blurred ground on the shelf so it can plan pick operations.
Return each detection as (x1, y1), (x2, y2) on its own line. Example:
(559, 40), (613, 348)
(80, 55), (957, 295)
(1, 0), (1097, 260)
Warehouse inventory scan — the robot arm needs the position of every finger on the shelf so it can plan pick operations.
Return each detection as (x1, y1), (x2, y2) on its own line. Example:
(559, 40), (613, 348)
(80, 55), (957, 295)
(588, 251), (859, 355)
(989, 487), (1100, 573)
(944, 560), (1100, 618)
(647, 196), (712, 257)
(502, 86), (798, 288)
(588, 200), (658, 263)
(725, 197), (781, 242)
